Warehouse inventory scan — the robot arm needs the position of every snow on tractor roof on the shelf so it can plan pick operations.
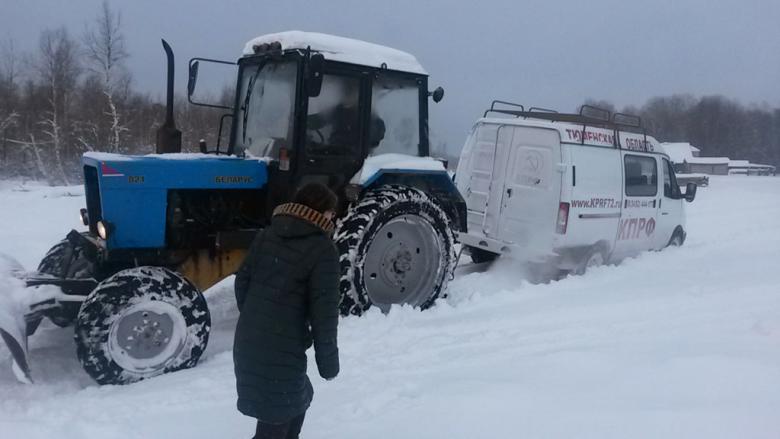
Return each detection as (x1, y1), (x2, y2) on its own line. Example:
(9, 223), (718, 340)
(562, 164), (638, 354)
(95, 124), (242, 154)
(243, 31), (427, 75)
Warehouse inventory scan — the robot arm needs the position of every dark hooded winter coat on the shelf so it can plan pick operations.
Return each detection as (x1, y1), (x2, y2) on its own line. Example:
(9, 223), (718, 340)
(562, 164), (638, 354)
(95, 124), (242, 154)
(233, 203), (340, 423)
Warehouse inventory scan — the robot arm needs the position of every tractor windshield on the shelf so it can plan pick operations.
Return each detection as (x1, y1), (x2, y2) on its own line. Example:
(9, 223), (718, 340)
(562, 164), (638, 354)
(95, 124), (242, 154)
(234, 60), (297, 158)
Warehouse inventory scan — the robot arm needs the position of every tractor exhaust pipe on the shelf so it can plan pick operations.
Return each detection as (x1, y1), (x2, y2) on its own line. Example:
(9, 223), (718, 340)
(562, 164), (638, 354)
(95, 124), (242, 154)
(156, 39), (182, 154)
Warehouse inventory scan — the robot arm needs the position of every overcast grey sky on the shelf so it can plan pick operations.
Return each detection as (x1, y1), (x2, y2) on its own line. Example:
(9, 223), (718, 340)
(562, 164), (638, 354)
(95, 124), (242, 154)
(2, 0), (779, 152)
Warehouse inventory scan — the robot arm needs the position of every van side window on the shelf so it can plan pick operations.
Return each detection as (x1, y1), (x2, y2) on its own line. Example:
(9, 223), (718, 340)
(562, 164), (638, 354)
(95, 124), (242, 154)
(624, 155), (658, 197)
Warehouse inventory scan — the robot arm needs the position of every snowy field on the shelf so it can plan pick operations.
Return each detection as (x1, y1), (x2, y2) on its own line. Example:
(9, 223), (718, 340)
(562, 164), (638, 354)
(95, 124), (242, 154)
(1, 176), (779, 438)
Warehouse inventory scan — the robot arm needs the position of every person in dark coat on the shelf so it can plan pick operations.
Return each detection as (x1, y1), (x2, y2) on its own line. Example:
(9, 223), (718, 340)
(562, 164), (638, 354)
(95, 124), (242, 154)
(234, 182), (341, 439)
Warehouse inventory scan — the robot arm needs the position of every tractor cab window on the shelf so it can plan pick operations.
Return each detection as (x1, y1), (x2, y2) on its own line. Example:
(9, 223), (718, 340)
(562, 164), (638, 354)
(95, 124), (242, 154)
(369, 76), (420, 157)
(305, 74), (362, 156)
(234, 60), (297, 158)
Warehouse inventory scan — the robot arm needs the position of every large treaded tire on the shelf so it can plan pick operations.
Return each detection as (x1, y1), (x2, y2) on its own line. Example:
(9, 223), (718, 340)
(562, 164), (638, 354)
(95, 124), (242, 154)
(37, 232), (94, 279)
(74, 266), (210, 385)
(36, 232), (95, 328)
(334, 185), (457, 316)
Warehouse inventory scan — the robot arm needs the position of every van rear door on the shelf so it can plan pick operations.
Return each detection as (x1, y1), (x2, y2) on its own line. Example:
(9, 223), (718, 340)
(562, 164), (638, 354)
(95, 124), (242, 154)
(614, 153), (660, 258)
(495, 126), (562, 256)
(455, 123), (513, 238)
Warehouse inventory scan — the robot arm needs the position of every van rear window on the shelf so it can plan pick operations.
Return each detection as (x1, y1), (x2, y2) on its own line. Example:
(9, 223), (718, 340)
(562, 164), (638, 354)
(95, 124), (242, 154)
(624, 155), (657, 197)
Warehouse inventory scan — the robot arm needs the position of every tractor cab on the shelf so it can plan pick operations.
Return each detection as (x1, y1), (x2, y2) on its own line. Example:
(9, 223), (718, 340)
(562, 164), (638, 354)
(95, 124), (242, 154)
(190, 31), (444, 205)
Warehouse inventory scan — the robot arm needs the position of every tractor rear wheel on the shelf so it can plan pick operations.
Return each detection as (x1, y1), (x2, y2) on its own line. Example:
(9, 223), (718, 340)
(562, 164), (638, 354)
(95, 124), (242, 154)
(74, 266), (210, 385)
(335, 185), (457, 315)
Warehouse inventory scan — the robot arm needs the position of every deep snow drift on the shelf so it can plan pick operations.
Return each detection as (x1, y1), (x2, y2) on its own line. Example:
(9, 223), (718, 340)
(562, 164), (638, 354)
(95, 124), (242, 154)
(0, 176), (779, 438)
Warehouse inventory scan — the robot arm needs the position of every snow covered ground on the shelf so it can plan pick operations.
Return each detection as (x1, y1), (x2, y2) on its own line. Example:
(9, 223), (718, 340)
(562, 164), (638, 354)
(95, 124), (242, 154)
(1, 176), (779, 438)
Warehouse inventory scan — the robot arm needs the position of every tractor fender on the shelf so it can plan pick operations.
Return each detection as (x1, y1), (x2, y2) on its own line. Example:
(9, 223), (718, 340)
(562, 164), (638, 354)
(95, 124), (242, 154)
(357, 169), (467, 233)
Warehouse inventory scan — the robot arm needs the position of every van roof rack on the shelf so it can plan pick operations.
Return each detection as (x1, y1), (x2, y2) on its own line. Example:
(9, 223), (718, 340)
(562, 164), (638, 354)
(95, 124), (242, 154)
(611, 112), (642, 128)
(483, 100), (525, 117)
(481, 100), (651, 151)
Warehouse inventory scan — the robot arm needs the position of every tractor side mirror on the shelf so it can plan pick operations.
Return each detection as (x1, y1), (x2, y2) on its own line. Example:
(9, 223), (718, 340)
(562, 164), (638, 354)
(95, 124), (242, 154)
(430, 86), (444, 103)
(186, 57), (236, 110)
(684, 182), (697, 202)
(307, 54), (325, 97)
(187, 61), (200, 98)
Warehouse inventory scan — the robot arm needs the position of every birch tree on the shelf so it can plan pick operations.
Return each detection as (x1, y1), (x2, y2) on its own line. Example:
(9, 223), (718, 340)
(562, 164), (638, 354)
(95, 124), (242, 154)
(36, 27), (80, 185)
(83, 1), (129, 153)
(0, 39), (20, 174)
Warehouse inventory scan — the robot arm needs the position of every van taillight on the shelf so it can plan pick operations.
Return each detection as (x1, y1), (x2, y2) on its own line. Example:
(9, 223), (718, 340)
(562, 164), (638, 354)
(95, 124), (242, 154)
(556, 202), (570, 234)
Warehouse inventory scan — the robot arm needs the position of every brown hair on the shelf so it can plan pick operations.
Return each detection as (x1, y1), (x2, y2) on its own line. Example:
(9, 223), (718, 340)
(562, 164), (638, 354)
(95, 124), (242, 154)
(293, 182), (338, 214)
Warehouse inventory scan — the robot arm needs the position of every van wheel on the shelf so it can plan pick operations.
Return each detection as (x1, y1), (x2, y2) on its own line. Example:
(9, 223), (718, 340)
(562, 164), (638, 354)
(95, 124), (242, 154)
(74, 266), (210, 385)
(667, 229), (685, 247)
(468, 246), (498, 264)
(335, 185), (457, 315)
(575, 248), (605, 275)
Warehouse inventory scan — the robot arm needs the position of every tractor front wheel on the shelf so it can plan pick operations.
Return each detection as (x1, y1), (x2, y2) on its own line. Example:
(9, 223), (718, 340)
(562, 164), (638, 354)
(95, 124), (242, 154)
(34, 232), (95, 329)
(335, 185), (457, 315)
(74, 266), (210, 385)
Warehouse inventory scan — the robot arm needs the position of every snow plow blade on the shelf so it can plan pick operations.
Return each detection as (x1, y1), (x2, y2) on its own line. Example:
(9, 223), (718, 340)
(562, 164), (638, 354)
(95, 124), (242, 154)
(0, 253), (97, 384)
(0, 319), (31, 384)
(0, 254), (33, 383)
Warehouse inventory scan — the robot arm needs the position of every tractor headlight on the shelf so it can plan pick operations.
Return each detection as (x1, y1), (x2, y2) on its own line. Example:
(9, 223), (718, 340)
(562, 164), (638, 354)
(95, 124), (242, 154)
(97, 220), (112, 240)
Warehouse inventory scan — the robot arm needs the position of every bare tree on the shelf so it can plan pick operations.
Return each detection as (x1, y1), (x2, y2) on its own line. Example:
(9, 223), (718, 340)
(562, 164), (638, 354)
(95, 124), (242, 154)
(25, 134), (54, 184)
(0, 38), (20, 172)
(36, 27), (81, 185)
(640, 94), (696, 140)
(83, 1), (129, 153)
(0, 38), (19, 86)
(582, 98), (617, 114)
(0, 111), (17, 131)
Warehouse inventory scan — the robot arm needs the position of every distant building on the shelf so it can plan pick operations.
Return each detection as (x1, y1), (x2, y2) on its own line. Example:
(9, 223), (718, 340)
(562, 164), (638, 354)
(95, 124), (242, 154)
(661, 142), (775, 176)
(660, 142), (704, 173)
(684, 157), (731, 175)
(750, 164), (776, 176)
(661, 142), (700, 164)
(728, 160), (751, 174)
(729, 160), (776, 175)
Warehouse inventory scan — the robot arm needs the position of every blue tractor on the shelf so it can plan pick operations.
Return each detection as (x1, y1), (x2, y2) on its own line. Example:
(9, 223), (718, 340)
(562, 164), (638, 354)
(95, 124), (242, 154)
(0, 32), (465, 385)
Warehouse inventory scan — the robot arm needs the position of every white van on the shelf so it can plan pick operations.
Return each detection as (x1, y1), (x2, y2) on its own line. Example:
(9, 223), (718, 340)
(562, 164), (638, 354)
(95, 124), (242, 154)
(454, 102), (697, 273)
